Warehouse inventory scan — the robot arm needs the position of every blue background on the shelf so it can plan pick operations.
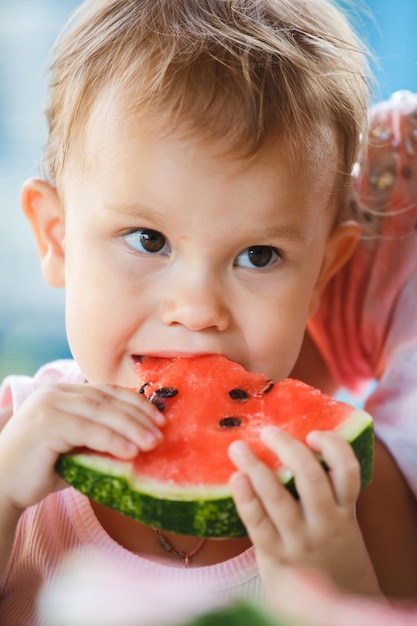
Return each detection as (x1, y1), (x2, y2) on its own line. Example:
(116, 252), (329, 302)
(0, 0), (416, 379)
(356, 0), (417, 100)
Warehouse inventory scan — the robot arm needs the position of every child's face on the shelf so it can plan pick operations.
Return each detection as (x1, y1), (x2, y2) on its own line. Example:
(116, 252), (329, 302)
(25, 97), (358, 386)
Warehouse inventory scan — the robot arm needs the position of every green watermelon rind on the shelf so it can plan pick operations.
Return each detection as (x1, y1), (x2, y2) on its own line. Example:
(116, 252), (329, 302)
(335, 408), (374, 490)
(184, 600), (288, 626)
(56, 409), (373, 538)
(57, 454), (247, 537)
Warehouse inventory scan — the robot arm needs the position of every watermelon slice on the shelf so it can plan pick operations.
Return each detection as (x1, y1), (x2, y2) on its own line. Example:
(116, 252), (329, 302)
(56, 355), (373, 538)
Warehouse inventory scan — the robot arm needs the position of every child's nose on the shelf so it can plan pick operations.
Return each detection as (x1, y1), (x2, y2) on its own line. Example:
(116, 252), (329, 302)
(159, 267), (230, 332)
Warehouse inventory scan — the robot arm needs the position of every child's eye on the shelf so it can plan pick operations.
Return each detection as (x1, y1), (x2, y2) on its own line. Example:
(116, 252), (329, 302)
(123, 229), (171, 255)
(234, 246), (282, 269)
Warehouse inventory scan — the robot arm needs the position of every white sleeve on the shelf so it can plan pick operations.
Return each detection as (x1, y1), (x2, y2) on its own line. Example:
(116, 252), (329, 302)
(366, 344), (417, 498)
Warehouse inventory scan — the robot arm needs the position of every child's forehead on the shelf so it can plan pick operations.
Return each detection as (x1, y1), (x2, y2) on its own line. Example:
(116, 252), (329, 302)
(72, 86), (339, 185)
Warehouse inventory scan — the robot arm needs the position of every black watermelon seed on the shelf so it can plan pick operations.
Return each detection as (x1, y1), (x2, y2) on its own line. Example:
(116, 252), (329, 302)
(138, 382), (152, 395)
(154, 387), (178, 398)
(150, 394), (166, 412)
(229, 388), (249, 401)
(219, 416), (242, 428)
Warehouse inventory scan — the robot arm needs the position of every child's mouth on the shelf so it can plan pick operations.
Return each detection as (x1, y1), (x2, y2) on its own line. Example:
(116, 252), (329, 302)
(131, 355), (145, 367)
(131, 353), (219, 368)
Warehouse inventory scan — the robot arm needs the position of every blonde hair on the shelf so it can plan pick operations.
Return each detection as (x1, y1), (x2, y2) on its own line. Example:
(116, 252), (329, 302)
(43, 0), (370, 198)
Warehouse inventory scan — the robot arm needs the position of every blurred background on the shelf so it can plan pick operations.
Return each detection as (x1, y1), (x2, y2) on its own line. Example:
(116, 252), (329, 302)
(0, 0), (416, 380)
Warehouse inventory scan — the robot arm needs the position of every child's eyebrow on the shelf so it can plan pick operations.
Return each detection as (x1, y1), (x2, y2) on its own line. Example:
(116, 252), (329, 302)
(249, 224), (309, 242)
(105, 202), (163, 221)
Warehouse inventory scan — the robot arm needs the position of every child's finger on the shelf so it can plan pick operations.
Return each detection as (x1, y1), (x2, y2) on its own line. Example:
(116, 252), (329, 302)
(53, 413), (144, 458)
(306, 431), (361, 509)
(42, 384), (165, 450)
(229, 469), (280, 550)
(65, 383), (166, 426)
(228, 439), (303, 548)
(97, 384), (167, 426)
(260, 427), (337, 523)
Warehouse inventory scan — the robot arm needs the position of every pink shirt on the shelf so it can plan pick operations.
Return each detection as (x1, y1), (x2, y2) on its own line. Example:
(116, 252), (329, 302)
(0, 361), (262, 625)
(309, 91), (417, 496)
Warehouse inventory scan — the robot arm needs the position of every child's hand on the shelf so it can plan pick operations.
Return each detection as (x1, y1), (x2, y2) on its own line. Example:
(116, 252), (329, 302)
(228, 427), (381, 596)
(0, 383), (165, 513)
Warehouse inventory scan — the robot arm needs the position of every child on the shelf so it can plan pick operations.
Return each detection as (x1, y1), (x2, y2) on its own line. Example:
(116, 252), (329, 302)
(36, 98), (417, 626)
(0, 0), (411, 622)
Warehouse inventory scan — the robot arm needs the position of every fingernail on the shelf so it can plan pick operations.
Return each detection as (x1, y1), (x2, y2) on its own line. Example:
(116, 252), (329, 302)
(229, 440), (250, 456)
(152, 427), (164, 440)
(305, 430), (323, 445)
(143, 430), (161, 446)
(152, 411), (166, 427)
(262, 425), (281, 439)
(229, 471), (248, 491)
(125, 441), (139, 456)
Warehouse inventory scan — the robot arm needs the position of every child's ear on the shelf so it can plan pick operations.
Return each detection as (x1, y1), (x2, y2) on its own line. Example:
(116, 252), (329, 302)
(21, 177), (65, 288)
(309, 220), (361, 316)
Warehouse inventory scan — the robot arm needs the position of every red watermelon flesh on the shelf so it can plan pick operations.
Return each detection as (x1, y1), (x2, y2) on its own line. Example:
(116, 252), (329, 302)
(56, 354), (374, 537)
(133, 355), (359, 484)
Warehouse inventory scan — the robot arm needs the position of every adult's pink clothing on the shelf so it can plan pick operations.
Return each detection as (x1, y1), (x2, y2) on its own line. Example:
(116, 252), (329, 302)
(310, 91), (417, 496)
